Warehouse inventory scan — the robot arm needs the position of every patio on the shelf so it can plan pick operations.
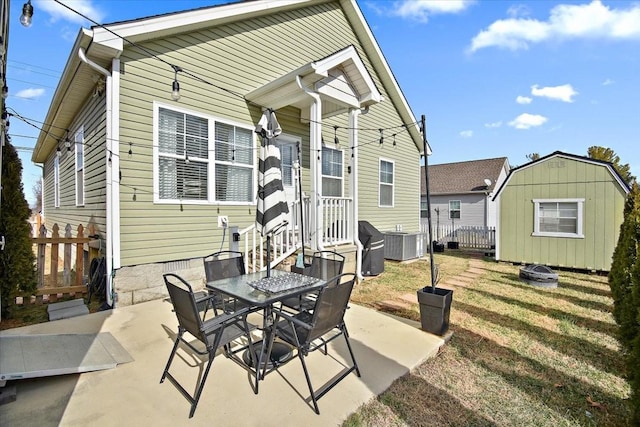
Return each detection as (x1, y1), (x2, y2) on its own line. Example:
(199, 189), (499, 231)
(0, 297), (444, 426)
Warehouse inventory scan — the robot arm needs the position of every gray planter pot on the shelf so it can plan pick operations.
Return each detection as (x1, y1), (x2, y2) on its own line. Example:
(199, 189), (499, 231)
(291, 264), (312, 276)
(417, 287), (453, 336)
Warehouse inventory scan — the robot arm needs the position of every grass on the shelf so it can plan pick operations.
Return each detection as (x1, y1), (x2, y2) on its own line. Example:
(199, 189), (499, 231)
(0, 295), (104, 331)
(345, 250), (631, 427)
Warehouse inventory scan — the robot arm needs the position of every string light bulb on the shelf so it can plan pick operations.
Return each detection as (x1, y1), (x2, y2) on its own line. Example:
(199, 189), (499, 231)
(334, 125), (339, 145)
(56, 146), (61, 157)
(0, 37), (5, 56)
(1, 85), (8, 99)
(64, 137), (71, 152)
(379, 129), (384, 145)
(20, 1), (34, 28)
(171, 65), (182, 101)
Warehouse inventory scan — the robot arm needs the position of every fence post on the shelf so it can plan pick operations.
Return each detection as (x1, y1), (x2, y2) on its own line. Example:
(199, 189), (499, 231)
(52, 224), (61, 287)
(37, 224), (47, 288)
(76, 224), (85, 286)
(64, 224), (72, 286)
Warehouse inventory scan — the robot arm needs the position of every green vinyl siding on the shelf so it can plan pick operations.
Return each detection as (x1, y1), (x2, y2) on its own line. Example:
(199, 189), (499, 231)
(498, 156), (626, 271)
(42, 92), (107, 239)
(116, 1), (420, 265)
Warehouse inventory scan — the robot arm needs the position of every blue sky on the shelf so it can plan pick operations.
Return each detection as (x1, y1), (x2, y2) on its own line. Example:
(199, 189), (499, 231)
(5, 0), (640, 207)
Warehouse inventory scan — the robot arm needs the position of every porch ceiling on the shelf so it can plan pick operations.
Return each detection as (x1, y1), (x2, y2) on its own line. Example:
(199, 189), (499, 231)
(245, 45), (381, 116)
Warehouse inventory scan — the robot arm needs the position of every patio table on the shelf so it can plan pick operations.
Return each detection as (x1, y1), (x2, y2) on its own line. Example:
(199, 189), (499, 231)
(206, 269), (325, 391)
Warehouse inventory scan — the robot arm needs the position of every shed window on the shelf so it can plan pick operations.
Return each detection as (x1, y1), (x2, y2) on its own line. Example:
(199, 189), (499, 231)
(154, 104), (254, 204)
(533, 199), (584, 238)
(449, 200), (461, 219)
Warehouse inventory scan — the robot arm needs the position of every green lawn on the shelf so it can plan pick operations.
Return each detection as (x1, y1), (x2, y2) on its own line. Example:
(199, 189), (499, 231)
(346, 251), (631, 426)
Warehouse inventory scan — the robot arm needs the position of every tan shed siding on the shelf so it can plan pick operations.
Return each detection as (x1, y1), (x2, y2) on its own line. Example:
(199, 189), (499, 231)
(499, 156), (626, 271)
(40, 93), (107, 238)
(116, 2), (419, 265)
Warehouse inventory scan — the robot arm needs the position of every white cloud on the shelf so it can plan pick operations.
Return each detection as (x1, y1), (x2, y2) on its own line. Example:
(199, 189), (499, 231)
(469, 0), (640, 52)
(531, 84), (578, 102)
(516, 96), (532, 104)
(459, 130), (473, 138)
(35, 0), (105, 25)
(393, 0), (475, 22)
(602, 78), (615, 85)
(508, 113), (548, 129)
(15, 88), (45, 100)
(507, 5), (531, 18)
(485, 121), (502, 128)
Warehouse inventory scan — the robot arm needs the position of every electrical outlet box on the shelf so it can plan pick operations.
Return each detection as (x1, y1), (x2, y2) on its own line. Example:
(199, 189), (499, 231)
(217, 216), (228, 228)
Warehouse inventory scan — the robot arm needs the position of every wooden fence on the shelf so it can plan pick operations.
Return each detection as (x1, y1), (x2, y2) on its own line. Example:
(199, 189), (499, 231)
(421, 224), (496, 250)
(22, 223), (100, 305)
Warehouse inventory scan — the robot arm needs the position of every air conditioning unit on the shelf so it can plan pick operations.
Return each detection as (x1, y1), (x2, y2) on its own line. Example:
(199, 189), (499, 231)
(383, 232), (428, 261)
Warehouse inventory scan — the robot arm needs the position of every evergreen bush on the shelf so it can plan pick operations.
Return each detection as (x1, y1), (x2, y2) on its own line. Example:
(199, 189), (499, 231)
(0, 141), (37, 318)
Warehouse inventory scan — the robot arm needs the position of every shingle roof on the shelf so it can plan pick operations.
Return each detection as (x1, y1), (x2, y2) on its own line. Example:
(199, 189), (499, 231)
(421, 157), (509, 195)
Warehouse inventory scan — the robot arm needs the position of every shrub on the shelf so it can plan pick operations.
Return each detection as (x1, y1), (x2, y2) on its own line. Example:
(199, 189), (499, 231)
(0, 141), (37, 318)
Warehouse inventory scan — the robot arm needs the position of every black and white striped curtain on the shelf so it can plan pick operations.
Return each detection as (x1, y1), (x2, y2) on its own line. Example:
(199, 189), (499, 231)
(255, 109), (289, 236)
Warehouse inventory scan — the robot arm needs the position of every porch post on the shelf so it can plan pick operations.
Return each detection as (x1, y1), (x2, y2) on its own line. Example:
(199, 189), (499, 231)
(296, 76), (323, 251)
(349, 108), (363, 279)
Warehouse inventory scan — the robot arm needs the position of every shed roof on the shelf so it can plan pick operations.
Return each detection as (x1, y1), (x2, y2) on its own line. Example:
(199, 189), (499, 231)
(492, 151), (631, 200)
(421, 157), (509, 195)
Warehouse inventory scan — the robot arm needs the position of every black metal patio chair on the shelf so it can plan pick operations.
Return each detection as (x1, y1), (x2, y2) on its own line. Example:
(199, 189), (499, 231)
(267, 272), (360, 414)
(200, 250), (250, 317)
(161, 273), (257, 418)
(280, 250), (345, 312)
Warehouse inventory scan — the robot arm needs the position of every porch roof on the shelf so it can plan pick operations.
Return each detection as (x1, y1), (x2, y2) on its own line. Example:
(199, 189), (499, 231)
(245, 45), (382, 116)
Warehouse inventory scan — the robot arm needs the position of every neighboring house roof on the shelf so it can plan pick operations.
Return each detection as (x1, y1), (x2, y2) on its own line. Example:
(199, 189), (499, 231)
(31, 0), (426, 163)
(492, 151), (631, 201)
(421, 157), (509, 196)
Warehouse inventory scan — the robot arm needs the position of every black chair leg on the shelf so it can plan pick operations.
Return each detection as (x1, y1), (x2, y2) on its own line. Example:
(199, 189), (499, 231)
(342, 325), (361, 377)
(298, 351), (320, 414)
(189, 353), (215, 418)
(161, 332), (182, 383)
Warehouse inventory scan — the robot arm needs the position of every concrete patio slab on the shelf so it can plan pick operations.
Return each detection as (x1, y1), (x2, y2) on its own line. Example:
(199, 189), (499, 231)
(0, 298), (444, 426)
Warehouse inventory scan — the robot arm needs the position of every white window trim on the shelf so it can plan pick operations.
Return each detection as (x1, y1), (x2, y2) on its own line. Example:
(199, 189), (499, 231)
(378, 157), (394, 208)
(152, 102), (255, 205)
(75, 126), (85, 206)
(532, 198), (585, 238)
(321, 145), (344, 197)
(449, 200), (461, 219)
(54, 156), (60, 208)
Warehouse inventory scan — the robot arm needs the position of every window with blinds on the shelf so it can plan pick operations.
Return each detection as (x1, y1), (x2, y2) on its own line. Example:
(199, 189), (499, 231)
(533, 199), (584, 238)
(156, 106), (254, 203)
(322, 146), (343, 197)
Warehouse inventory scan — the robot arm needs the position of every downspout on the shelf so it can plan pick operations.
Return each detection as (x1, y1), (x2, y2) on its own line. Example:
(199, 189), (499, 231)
(296, 75), (323, 251)
(78, 48), (117, 308)
(349, 107), (363, 280)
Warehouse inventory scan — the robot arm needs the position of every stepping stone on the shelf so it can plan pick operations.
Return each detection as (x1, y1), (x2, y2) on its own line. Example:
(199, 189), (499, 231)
(47, 298), (89, 321)
(399, 293), (418, 304)
(467, 267), (486, 275)
(443, 279), (472, 288)
(455, 274), (474, 282)
(377, 300), (411, 311)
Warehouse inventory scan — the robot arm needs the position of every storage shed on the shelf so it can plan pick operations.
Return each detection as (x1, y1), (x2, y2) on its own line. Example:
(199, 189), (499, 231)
(493, 151), (629, 272)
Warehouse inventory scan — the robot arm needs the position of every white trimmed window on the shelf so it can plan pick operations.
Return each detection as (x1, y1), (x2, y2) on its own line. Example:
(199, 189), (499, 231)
(154, 104), (254, 203)
(420, 201), (428, 218)
(533, 199), (584, 238)
(379, 159), (394, 207)
(449, 200), (461, 219)
(54, 156), (60, 208)
(277, 141), (295, 187)
(322, 146), (343, 197)
(75, 127), (85, 206)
